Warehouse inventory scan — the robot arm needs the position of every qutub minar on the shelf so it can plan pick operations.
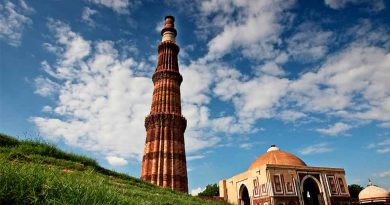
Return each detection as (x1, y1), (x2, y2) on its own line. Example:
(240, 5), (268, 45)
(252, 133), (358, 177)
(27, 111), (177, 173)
(141, 16), (188, 193)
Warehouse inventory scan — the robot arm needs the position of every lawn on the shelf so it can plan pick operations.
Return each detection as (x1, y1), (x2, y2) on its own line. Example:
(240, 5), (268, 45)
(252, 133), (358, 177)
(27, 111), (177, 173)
(0, 133), (228, 205)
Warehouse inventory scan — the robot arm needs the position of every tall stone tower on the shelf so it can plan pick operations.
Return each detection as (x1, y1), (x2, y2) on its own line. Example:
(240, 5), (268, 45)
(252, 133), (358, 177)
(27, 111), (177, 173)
(141, 16), (188, 193)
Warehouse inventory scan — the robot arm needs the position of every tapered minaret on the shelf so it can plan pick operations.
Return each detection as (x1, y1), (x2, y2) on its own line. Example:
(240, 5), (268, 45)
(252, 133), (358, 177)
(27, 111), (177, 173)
(141, 16), (188, 193)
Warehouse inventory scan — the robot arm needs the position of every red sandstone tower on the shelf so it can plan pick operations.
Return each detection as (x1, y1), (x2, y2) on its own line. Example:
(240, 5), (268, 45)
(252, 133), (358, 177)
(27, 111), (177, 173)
(141, 16), (188, 193)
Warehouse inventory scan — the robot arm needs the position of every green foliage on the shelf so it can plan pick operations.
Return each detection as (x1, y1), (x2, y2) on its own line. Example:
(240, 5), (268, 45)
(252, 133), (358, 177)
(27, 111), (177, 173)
(0, 134), (228, 205)
(0, 133), (19, 147)
(198, 184), (219, 197)
(0, 133), (98, 167)
(348, 184), (364, 198)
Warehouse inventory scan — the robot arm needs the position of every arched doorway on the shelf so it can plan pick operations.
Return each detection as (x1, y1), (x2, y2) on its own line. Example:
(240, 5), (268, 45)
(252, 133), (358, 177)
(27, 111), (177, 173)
(239, 185), (250, 205)
(302, 177), (322, 205)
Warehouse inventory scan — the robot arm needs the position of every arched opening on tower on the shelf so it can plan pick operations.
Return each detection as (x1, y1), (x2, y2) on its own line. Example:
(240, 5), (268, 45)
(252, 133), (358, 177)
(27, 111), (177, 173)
(302, 177), (322, 205)
(239, 184), (250, 205)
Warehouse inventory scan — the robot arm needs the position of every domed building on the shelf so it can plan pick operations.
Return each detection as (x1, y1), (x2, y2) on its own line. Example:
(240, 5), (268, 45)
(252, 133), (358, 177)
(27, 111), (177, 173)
(358, 183), (389, 204)
(219, 145), (351, 205)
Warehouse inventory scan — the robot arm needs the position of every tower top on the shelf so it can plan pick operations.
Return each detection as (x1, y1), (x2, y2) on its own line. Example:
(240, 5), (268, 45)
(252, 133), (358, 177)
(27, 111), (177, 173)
(165, 15), (175, 22)
(161, 15), (177, 42)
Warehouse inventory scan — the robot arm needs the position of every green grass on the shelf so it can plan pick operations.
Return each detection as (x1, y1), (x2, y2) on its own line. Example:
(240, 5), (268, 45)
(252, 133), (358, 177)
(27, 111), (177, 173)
(0, 133), (228, 205)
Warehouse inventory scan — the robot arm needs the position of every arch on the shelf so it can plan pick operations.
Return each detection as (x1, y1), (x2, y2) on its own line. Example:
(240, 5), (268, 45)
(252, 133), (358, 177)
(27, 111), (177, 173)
(301, 176), (323, 205)
(300, 175), (323, 193)
(239, 184), (251, 205)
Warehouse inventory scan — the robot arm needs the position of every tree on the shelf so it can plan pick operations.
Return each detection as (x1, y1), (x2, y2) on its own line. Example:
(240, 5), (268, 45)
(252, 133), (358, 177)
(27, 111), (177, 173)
(348, 184), (364, 198)
(198, 183), (219, 197)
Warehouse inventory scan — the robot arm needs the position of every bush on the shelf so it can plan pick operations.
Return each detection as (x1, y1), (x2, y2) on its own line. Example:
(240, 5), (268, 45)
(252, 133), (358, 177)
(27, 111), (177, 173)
(198, 184), (219, 197)
(0, 133), (19, 147)
(348, 184), (364, 198)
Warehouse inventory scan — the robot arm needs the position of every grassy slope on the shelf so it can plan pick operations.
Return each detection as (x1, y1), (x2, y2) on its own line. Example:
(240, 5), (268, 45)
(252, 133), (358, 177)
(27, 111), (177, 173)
(0, 133), (228, 205)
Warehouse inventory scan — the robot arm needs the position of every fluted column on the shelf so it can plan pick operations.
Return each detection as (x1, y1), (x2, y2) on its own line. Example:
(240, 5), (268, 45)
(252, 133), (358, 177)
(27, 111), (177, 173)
(141, 16), (188, 193)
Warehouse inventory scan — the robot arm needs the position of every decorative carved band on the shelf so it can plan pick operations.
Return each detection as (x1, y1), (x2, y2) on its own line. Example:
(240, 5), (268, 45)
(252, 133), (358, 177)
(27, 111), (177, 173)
(152, 71), (183, 85)
(145, 132), (184, 143)
(161, 27), (177, 37)
(152, 85), (181, 95)
(158, 41), (179, 54)
(144, 113), (187, 131)
(142, 151), (186, 161)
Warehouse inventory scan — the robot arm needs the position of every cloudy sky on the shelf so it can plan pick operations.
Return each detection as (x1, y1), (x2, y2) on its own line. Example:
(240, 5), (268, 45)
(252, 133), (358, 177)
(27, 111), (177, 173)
(0, 0), (389, 194)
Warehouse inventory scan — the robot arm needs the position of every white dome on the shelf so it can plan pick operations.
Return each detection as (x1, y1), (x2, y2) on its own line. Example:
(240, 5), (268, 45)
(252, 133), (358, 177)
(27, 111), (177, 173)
(359, 185), (389, 201)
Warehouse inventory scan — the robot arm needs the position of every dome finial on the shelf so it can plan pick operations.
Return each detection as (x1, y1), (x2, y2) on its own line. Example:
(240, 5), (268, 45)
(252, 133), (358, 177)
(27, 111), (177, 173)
(267, 144), (280, 152)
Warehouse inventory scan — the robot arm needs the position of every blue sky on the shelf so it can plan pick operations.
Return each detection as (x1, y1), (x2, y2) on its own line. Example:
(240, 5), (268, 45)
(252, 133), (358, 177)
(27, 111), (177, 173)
(0, 0), (389, 195)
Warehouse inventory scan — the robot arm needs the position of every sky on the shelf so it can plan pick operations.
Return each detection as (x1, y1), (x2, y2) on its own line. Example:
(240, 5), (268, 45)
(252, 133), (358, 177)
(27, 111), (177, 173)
(0, 0), (389, 195)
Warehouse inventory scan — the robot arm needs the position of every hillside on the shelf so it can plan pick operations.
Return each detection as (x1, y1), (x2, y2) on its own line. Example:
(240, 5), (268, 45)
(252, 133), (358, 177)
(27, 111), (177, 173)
(0, 133), (228, 205)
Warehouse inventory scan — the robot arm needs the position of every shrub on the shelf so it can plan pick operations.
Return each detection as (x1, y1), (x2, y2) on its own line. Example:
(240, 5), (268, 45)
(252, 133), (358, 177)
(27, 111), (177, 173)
(0, 133), (19, 147)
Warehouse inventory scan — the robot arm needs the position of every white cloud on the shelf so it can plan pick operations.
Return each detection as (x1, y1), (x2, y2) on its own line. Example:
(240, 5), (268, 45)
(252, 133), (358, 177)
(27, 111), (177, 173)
(155, 18), (165, 33)
(316, 122), (351, 136)
(346, 19), (390, 48)
(166, 2), (390, 130)
(187, 155), (205, 161)
(106, 156), (128, 166)
(195, 0), (295, 60)
(378, 147), (390, 154)
(43, 43), (62, 55)
(239, 143), (253, 150)
(210, 43), (390, 127)
(81, 7), (98, 27)
(368, 139), (390, 154)
(324, 0), (349, 9)
(299, 143), (333, 155)
(42, 106), (53, 113)
(375, 170), (390, 178)
(256, 62), (286, 77)
(167, 1), (390, 132)
(190, 187), (205, 196)
(288, 45), (390, 121)
(33, 20), (152, 160)
(214, 70), (289, 124)
(179, 61), (256, 146)
(34, 77), (59, 97)
(212, 116), (253, 134)
(87, 0), (137, 14)
(279, 110), (307, 122)
(47, 19), (91, 67)
(184, 33), (390, 131)
(181, 62), (213, 105)
(379, 122), (390, 128)
(0, 0), (33, 46)
(324, 0), (385, 11)
(287, 22), (333, 61)
(185, 130), (221, 153)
